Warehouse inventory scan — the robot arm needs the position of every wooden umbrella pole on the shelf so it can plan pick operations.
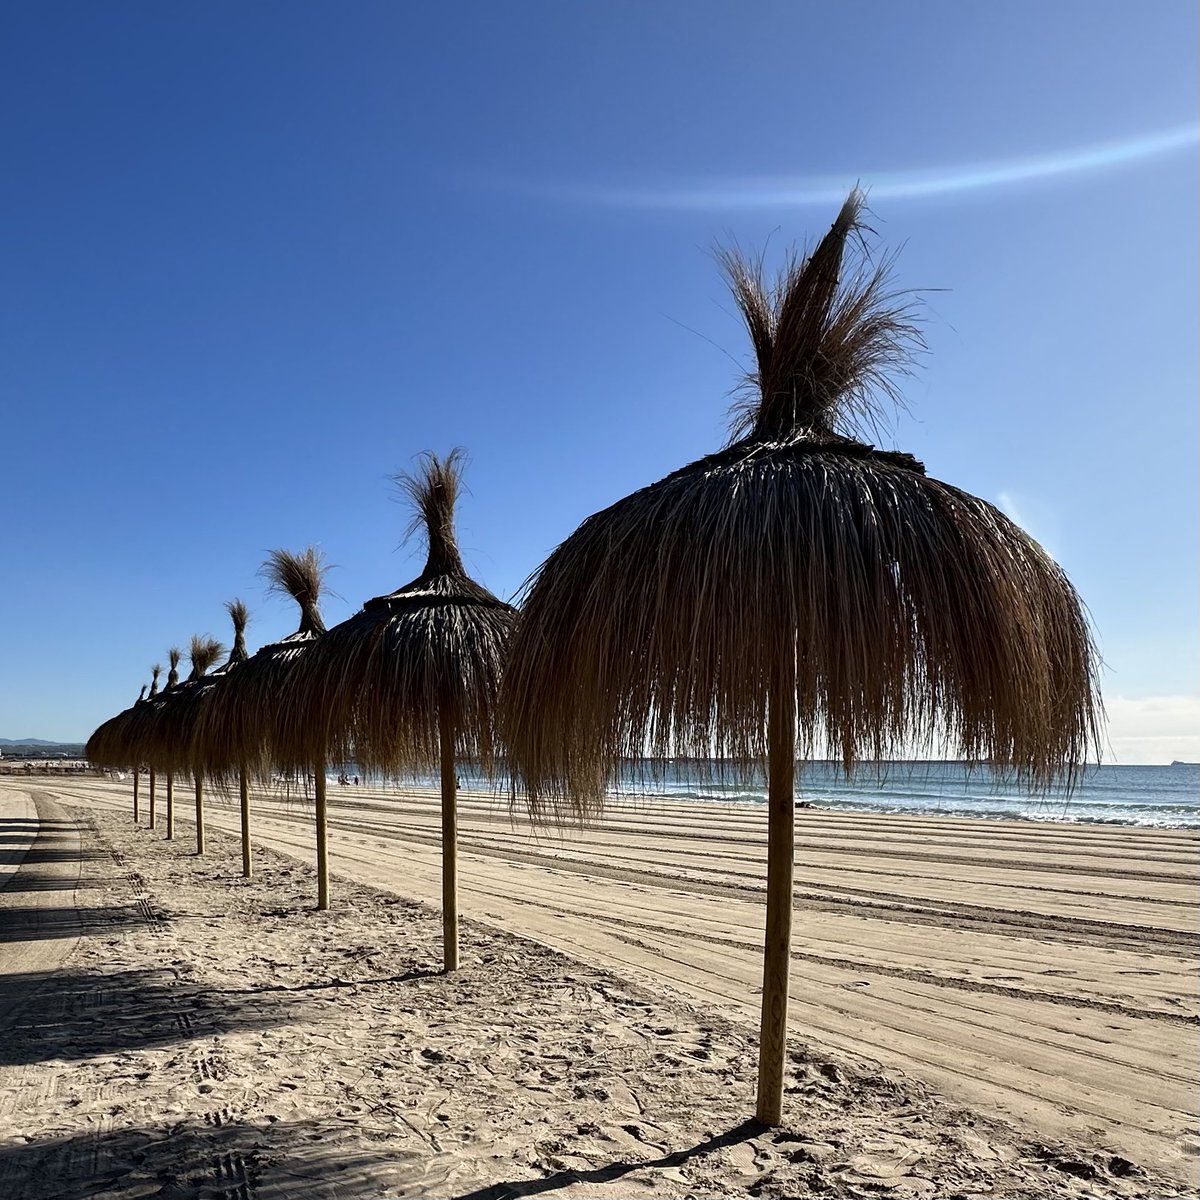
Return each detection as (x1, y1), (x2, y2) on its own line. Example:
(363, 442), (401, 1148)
(148, 769), (157, 830)
(439, 706), (459, 972)
(240, 766), (252, 879)
(165, 772), (175, 840)
(133, 769), (140, 823)
(194, 775), (205, 854)
(755, 667), (797, 1126)
(315, 764), (329, 910)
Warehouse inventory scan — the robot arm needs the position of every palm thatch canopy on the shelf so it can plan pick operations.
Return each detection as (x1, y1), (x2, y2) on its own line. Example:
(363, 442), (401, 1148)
(131, 635), (225, 775)
(503, 190), (1100, 821)
(191, 550), (328, 784)
(280, 450), (519, 776)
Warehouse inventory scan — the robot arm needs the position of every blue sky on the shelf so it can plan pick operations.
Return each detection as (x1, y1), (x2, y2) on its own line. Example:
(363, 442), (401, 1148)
(1, 2), (1196, 760)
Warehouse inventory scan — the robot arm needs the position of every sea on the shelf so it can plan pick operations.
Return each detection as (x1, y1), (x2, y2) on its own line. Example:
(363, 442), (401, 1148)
(351, 760), (1200, 832)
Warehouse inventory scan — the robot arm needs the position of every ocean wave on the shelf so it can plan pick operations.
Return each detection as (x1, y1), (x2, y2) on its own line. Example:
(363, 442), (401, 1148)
(348, 762), (1200, 831)
(610, 783), (1200, 830)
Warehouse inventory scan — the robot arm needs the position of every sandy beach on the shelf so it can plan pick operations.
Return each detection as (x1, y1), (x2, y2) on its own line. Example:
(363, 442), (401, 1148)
(0, 774), (1195, 1198)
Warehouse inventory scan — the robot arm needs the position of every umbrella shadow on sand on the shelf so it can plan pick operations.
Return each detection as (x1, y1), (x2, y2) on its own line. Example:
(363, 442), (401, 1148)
(0, 965), (312, 1067)
(450, 1119), (764, 1199)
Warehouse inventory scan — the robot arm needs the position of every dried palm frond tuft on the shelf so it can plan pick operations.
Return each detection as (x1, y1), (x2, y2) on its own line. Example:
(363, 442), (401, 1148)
(261, 548), (327, 635)
(396, 448), (467, 575)
(224, 599), (251, 666)
(721, 189), (922, 446)
(166, 647), (182, 689)
(148, 665), (162, 698)
(187, 635), (226, 680)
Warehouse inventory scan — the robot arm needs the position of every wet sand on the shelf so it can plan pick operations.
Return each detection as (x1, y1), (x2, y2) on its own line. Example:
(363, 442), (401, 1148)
(0, 775), (1195, 1197)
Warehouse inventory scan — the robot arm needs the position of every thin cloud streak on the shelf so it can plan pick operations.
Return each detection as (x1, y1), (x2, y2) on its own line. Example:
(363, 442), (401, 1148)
(522, 124), (1198, 210)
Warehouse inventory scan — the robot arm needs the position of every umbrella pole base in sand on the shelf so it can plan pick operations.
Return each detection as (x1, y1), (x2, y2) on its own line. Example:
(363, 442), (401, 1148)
(148, 770), (156, 830)
(165, 773), (174, 840)
(132, 770), (139, 823)
(755, 681), (796, 1126)
(240, 768), (252, 879)
(440, 710), (459, 972)
(315, 766), (329, 910)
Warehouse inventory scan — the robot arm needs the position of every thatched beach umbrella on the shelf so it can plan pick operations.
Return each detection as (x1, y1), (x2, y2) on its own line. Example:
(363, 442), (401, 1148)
(501, 191), (1100, 1125)
(283, 451), (519, 964)
(191, 548), (330, 901)
(137, 635), (224, 853)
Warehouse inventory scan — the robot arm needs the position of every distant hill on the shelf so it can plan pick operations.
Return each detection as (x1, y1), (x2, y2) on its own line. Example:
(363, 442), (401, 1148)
(0, 739), (86, 757)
